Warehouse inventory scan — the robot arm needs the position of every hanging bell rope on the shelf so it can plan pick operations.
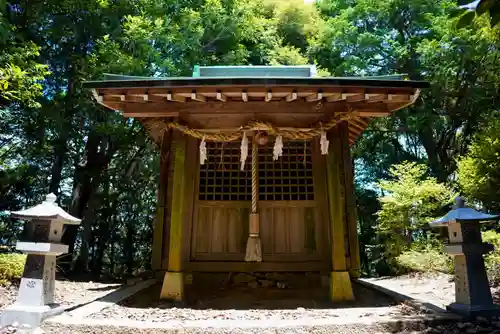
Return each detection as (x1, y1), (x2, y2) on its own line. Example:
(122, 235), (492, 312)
(245, 138), (262, 262)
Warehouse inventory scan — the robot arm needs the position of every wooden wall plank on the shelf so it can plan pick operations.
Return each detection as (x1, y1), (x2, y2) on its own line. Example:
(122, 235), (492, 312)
(304, 207), (316, 253)
(194, 207), (210, 254)
(211, 208), (226, 253)
(226, 208), (240, 254)
(240, 207), (250, 254)
(289, 207), (303, 253)
(191, 201), (324, 262)
(260, 207), (274, 255)
(274, 208), (287, 254)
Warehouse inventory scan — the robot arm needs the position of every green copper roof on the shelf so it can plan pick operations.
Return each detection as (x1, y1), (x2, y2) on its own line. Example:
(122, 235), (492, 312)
(100, 73), (409, 82)
(192, 65), (317, 78)
(99, 64), (409, 82)
(83, 65), (428, 89)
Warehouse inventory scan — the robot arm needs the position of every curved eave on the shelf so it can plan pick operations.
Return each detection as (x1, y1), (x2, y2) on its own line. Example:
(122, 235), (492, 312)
(83, 76), (429, 90)
(86, 79), (427, 146)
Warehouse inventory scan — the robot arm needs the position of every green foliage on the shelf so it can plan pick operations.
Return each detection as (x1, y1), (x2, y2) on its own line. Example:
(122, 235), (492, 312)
(396, 242), (453, 274)
(376, 161), (455, 256)
(268, 46), (309, 65)
(0, 253), (26, 285)
(482, 230), (500, 286)
(313, 0), (500, 184)
(0, 0), (322, 279)
(457, 117), (500, 213)
(0, 12), (49, 107)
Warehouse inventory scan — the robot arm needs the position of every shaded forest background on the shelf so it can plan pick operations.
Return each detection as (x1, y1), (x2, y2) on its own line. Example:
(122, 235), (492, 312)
(1, 0), (500, 280)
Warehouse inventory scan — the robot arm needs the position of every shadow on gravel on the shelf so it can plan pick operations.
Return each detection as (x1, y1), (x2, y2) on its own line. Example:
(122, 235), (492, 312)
(380, 318), (497, 334)
(117, 281), (398, 310)
(86, 285), (123, 292)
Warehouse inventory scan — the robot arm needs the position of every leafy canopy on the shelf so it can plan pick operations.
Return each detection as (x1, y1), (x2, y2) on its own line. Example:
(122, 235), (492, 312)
(457, 116), (500, 212)
(376, 161), (455, 255)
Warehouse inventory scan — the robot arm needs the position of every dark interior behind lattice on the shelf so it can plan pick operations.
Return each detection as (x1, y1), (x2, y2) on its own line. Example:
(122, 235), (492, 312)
(198, 140), (314, 201)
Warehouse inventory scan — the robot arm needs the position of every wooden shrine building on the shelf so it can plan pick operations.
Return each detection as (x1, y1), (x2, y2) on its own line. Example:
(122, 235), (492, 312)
(83, 65), (428, 302)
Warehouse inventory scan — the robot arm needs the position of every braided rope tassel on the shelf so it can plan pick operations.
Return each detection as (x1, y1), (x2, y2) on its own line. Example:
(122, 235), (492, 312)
(251, 141), (258, 214)
(245, 138), (262, 262)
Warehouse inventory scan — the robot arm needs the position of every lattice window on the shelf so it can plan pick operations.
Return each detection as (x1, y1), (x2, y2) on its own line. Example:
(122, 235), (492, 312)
(199, 142), (251, 201)
(258, 141), (314, 201)
(198, 140), (314, 201)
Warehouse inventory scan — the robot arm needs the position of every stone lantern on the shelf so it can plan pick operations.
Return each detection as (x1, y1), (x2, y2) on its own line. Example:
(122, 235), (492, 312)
(429, 196), (500, 317)
(1, 193), (81, 328)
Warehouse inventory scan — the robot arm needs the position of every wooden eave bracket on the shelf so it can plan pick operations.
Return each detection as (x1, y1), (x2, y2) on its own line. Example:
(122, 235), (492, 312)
(265, 90), (272, 102)
(285, 91), (297, 102)
(191, 91), (206, 102)
(96, 87), (418, 105)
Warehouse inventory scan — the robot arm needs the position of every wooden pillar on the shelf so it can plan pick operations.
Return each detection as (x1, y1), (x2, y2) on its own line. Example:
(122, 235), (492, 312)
(339, 122), (361, 278)
(152, 130), (172, 272)
(160, 133), (187, 301)
(326, 125), (354, 301)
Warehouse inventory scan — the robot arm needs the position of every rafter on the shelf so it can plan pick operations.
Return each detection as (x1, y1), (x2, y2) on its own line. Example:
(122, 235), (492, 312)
(285, 91), (297, 102)
(216, 91), (227, 102)
(191, 92), (206, 102)
(306, 92), (323, 102)
(265, 90), (272, 102)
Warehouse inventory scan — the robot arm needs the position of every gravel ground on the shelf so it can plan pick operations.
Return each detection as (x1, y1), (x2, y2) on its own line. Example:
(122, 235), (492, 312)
(363, 272), (500, 310)
(4, 273), (500, 333)
(75, 281), (421, 333)
(88, 304), (412, 322)
(37, 322), (414, 333)
(0, 280), (122, 312)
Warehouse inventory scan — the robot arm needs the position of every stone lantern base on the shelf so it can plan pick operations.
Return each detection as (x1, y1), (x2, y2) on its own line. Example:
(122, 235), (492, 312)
(446, 303), (500, 318)
(447, 302), (500, 318)
(1, 252), (67, 328)
(1, 304), (66, 328)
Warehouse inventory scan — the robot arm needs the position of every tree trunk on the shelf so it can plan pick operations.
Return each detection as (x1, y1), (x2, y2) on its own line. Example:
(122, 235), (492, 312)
(91, 176), (111, 278)
(59, 131), (119, 275)
(124, 215), (136, 276)
(48, 135), (68, 195)
(75, 194), (100, 273)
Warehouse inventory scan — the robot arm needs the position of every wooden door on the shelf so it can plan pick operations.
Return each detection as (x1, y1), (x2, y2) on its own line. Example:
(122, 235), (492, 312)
(190, 141), (326, 262)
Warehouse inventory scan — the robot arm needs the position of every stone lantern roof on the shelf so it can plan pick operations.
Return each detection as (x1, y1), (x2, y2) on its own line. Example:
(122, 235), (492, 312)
(429, 196), (499, 227)
(10, 193), (81, 224)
